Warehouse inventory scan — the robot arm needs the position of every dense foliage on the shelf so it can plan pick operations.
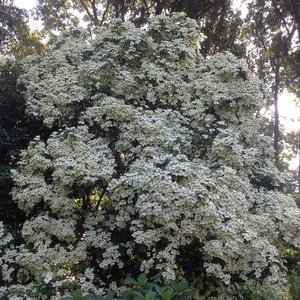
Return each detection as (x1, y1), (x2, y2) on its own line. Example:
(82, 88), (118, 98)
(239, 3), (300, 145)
(60, 273), (195, 300)
(0, 56), (45, 229)
(0, 14), (299, 299)
(244, 0), (300, 170)
(0, 0), (46, 58)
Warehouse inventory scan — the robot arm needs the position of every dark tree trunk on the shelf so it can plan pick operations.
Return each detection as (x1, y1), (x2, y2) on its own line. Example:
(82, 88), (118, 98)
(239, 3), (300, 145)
(273, 63), (280, 169)
(155, 0), (164, 15)
(298, 135), (300, 193)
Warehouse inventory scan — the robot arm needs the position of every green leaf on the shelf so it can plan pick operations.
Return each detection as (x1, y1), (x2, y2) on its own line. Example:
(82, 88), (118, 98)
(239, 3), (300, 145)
(141, 288), (151, 295)
(154, 284), (164, 297)
(83, 293), (100, 300)
(74, 289), (84, 300)
(177, 291), (196, 300)
(131, 291), (146, 300)
(177, 282), (189, 293)
(105, 291), (114, 300)
(137, 273), (148, 286)
(121, 291), (133, 298)
(145, 291), (157, 300)
(144, 282), (156, 289)
(164, 288), (175, 298)
(169, 280), (178, 292)
(128, 277), (138, 286)
(60, 297), (75, 300)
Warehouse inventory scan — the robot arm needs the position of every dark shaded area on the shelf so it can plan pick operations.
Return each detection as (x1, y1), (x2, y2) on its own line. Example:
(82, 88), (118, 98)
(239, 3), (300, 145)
(0, 59), (45, 229)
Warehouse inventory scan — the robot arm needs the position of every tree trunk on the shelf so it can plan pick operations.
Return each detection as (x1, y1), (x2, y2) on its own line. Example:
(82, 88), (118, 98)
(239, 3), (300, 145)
(273, 63), (280, 169)
(155, 0), (164, 15)
(298, 134), (300, 193)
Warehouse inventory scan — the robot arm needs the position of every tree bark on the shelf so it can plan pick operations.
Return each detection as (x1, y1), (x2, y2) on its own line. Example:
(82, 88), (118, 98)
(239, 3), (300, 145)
(79, 0), (99, 26)
(155, 0), (164, 15)
(273, 62), (280, 169)
(298, 134), (300, 193)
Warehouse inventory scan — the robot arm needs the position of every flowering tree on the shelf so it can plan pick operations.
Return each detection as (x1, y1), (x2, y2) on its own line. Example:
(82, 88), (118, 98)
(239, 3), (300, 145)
(1, 13), (300, 299)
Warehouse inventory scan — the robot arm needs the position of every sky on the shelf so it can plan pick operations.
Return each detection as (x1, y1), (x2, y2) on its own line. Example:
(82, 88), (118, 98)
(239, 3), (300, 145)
(278, 91), (299, 169)
(15, 0), (36, 9)
(14, 0), (300, 168)
(279, 91), (299, 131)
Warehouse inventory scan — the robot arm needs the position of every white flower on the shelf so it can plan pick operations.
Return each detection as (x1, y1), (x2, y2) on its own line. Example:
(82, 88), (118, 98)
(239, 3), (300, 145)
(44, 272), (53, 284)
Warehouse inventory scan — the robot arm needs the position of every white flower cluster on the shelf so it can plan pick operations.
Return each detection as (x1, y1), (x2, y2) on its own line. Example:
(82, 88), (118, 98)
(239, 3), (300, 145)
(3, 13), (299, 299)
(0, 222), (13, 247)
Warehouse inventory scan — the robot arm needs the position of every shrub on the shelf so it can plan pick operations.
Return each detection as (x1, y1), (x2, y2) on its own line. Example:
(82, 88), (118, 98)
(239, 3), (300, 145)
(60, 274), (195, 300)
(2, 13), (300, 299)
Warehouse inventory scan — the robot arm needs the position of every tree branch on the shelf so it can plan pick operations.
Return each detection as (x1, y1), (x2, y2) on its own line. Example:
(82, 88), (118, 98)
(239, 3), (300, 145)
(79, 0), (98, 26)
(99, 0), (110, 26)
(290, 0), (300, 43)
(271, 0), (291, 37)
(95, 185), (108, 211)
(89, 0), (99, 26)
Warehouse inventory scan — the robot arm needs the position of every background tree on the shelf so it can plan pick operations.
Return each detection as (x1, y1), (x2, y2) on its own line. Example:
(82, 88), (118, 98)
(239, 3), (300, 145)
(243, 0), (300, 170)
(0, 0), (46, 58)
(0, 57), (27, 229)
(0, 57), (46, 230)
(168, 0), (245, 57)
(33, 0), (245, 57)
(0, 1), (48, 232)
(0, 0), (29, 54)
